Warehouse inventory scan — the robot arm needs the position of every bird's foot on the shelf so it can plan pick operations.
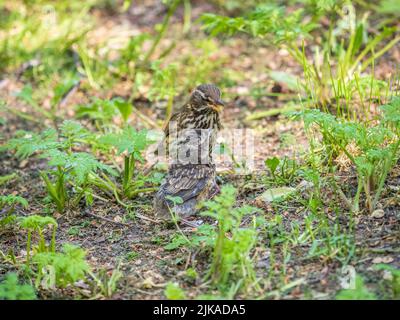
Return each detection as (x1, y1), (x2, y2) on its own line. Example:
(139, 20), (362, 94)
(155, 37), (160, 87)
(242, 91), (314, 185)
(209, 182), (220, 198)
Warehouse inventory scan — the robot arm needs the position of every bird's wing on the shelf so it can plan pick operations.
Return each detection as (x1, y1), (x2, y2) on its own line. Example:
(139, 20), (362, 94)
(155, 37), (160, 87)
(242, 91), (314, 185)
(162, 165), (214, 203)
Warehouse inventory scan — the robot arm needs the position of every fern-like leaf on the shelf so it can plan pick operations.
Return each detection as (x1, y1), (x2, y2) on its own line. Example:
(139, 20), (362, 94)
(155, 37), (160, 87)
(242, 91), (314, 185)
(5, 129), (59, 159)
(99, 126), (153, 160)
(43, 150), (116, 185)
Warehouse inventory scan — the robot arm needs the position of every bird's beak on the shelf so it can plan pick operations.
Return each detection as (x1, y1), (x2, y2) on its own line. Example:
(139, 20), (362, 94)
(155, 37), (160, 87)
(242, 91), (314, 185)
(211, 99), (225, 112)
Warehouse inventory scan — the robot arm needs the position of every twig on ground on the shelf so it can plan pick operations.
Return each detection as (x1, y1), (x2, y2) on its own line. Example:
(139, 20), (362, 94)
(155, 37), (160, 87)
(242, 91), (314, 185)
(84, 209), (131, 227)
(135, 212), (160, 223)
(59, 79), (82, 108)
(180, 218), (200, 228)
(143, 160), (159, 176)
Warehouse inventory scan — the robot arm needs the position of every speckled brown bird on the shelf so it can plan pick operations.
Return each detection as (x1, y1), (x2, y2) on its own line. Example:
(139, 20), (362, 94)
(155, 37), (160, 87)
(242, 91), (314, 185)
(154, 84), (224, 219)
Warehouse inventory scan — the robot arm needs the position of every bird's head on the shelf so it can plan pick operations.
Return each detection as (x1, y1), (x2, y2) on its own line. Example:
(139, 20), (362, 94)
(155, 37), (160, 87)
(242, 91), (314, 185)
(189, 84), (225, 113)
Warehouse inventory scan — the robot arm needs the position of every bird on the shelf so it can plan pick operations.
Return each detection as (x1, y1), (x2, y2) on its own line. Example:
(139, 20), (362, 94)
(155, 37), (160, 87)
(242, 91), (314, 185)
(154, 84), (224, 219)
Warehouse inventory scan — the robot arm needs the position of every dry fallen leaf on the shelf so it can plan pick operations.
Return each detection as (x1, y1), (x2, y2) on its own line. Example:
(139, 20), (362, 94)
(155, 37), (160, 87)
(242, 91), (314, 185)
(53, 212), (62, 219)
(383, 270), (393, 281)
(142, 277), (156, 289)
(371, 209), (385, 219)
(257, 187), (296, 203)
(19, 159), (28, 168)
(372, 256), (394, 264)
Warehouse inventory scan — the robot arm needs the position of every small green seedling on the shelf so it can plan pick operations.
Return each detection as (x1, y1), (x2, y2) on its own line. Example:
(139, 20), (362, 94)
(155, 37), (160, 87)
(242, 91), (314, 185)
(293, 103), (400, 212)
(0, 273), (36, 300)
(33, 243), (90, 289)
(90, 264), (123, 298)
(336, 276), (376, 300)
(98, 126), (156, 200)
(200, 185), (261, 296)
(6, 121), (116, 212)
(0, 195), (28, 228)
(164, 282), (186, 300)
(19, 215), (58, 265)
(375, 264), (400, 299)
(124, 251), (139, 262)
(0, 173), (17, 186)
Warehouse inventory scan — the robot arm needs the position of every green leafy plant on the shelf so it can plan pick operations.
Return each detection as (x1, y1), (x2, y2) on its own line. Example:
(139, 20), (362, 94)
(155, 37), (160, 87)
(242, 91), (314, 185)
(201, 2), (399, 114)
(97, 126), (156, 200)
(5, 127), (59, 159)
(13, 85), (53, 120)
(0, 173), (17, 186)
(375, 264), (400, 299)
(149, 62), (178, 122)
(116, 33), (150, 80)
(336, 275), (376, 300)
(200, 185), (261, 296)
(124, 251), (139, 262)
(5, 121), (116, 212)
(165, 223), (215, 251)
(0, 1), (96, 124)
(11, 74), (79, 125)
(164, 282), (186, 300)
(293, 99), (400, 212)
(75, 97), (134, 130)
(33, 243), (90, 289)
(0, 194), (28, 212)
(19, 215), (58, 265)
(0, 195), (28, 228)
(75, 44), (112, 90)
(201, 4), (314, 44)
(141, 0), (182, 66)
(185, 268), (198, 281)
(0, 273), (36, 300)
(42, 149), (115, 208)
(90, 265), (123, 299)
(265, 156), (299, 185)
(164, 185), (261, 296)
(265, 156), (280, 179)
(307, 219), (355, 264)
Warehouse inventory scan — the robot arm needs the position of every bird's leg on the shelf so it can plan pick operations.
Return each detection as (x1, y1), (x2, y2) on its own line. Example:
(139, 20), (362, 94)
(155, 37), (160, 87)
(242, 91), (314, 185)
(209, 180), (220, 198)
